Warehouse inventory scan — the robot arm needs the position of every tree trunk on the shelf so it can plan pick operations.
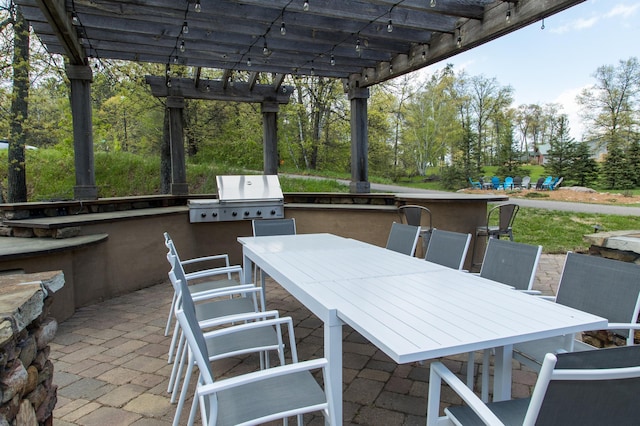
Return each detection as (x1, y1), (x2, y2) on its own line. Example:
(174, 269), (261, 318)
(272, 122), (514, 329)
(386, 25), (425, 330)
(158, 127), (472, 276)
(8, 7), (29, 203)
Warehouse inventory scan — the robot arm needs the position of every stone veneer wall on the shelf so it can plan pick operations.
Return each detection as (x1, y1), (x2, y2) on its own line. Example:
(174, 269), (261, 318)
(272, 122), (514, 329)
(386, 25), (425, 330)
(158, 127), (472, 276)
(0, 271), (62, 425)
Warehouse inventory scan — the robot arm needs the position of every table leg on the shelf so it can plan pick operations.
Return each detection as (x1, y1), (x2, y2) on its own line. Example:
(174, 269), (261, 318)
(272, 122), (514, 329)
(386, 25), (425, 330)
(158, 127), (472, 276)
(493, 344), (513, 402)
(324, 309), (342, 425)
(242, 253), (253, 285)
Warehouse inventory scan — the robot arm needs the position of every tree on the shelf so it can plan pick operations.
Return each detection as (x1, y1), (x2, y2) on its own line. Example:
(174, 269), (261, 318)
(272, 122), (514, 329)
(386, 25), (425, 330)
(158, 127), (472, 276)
(601, 140), (633, 189)
(544, 115), (576, 179)
(626, 138), (640, 187)
(577, 57), (640, 150)
(7, 4), (29, 202)
(570, 142), (599, 187)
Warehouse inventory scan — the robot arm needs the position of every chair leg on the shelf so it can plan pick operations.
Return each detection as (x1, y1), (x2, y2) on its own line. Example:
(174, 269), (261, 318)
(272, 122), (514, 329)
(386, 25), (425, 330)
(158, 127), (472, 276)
(165, 293), (177, 336)
(466, 352), (475, 389)
(481, 349), (491, 403)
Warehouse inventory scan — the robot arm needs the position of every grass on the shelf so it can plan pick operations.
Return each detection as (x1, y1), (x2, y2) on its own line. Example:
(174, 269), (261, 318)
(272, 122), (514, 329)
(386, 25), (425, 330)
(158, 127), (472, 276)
(504, 207), (640, 254)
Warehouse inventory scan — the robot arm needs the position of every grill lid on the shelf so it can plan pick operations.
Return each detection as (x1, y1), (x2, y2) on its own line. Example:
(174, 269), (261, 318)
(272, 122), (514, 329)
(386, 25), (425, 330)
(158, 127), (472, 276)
(216, 175), (283, 203)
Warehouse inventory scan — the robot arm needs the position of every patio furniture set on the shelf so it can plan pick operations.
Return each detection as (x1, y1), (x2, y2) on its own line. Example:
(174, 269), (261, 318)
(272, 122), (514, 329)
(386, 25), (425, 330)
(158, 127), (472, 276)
(162, 213), (640, 425)
(469, 176), (563, 191)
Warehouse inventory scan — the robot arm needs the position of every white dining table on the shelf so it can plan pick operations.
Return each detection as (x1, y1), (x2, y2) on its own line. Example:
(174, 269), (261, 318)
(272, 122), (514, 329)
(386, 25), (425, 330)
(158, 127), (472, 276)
(237, 233), (607, 423)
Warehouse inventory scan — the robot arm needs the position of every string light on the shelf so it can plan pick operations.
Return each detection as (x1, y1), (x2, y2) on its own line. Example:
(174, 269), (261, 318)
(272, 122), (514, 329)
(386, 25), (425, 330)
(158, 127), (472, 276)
(421, 50), (426, 60)
(355, 38), (361, 53)
(263, 40), (270, 56)
(430, 0), (436, 7)
(506, 3), (511, 22)
(280, 22), (286, 35)
(330, 53), (335, 66)
(71, 12), (79, 25)
(166, 77), (172, 88)
(456, 35), (462, 48)
(182, 21), (189, 34)
(303, 0), (309, 11)
(194, 0), (201, 13)
(541, 18), (545, 30)
(387, 19), (393, 33)
(179, 39), (185, 52)
(205, 84), (210, 92)
(389, 63), (393, 74)
(247, 57), (252, 66)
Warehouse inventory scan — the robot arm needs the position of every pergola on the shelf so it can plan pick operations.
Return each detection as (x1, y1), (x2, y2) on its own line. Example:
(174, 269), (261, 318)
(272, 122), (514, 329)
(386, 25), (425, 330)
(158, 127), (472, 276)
(17, 0), (584, 198)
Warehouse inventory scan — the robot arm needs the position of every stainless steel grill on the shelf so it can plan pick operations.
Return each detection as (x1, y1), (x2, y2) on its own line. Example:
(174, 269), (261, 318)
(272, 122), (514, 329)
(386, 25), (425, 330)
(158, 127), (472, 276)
(188, 175), (284, 223)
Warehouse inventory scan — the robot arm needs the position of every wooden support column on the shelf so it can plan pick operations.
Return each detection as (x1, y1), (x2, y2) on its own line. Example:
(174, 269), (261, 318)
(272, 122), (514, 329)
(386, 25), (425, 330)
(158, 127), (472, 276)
(349, 88), (370, 193)
(262, 101), (279, 175)
(167, 96), (188, 195)
(66, 65), (98, 200)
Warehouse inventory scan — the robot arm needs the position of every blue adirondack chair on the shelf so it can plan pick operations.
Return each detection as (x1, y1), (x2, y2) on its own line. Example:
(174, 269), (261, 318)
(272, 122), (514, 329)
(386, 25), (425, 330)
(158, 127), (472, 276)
(468, 177), (482, 189)
(503, 176), (514, 190)
(491, 176), (502, 189)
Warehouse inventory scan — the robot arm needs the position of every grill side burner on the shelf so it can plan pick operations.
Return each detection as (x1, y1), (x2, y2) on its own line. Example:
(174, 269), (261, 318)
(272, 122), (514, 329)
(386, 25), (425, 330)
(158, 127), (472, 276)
(188, 175), (284, 223)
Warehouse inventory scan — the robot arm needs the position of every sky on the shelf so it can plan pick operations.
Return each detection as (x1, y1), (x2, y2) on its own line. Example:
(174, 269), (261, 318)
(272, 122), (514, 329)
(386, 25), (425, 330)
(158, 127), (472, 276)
(420, 0), (640, 140)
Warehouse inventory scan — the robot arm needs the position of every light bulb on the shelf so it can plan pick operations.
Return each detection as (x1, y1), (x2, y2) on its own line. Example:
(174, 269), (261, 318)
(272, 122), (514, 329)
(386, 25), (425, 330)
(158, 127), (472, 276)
(182, 21), (189, 34)
(330, 54), (335, 66)
(166, 78), (172, 88)
(310, 67), (315, 76)
(389, 64), (393, 74)
(205, 84), (210, 92)
(194, 0), (201, 12)
(541, 18), (545, 30)
(506, 10), (511, 22)
(387, 19), (393, 33)
(247, 57), (252, 67)
(430, 0), (436, 7)
(355, 38), (361, 53)
(364, 74), (368, 82)
(280, 22), (286, 35)
(263, 41), (270, 56)
(456, 36), (462, 48)
(421, 51), (426, 60)
(71, 12), (79, 25)
(303, 0), (309, 11)
(179, 39), (185, 52)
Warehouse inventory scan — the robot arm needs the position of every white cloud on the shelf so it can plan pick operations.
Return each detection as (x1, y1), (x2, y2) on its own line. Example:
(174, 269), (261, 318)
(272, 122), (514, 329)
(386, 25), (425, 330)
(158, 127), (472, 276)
(550, 16), (598, 34)
(605, 3), (640, 18)
(554, 85), (590, 140)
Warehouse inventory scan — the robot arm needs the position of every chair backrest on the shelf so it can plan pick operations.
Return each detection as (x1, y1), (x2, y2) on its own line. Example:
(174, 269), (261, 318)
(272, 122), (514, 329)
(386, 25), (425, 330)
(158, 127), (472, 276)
(386, 222), (421, 256)
(252, 218), (296, 237)
(525, 345), (640, 425)
(535, 177), (545, 189)
(479, 239), (542, 290)
(555, 252), (640, 340)
(491, 176), (500, 189)
(488, 203), (519, 232)
(552, 176), (564, 190)
(521, 176), (531, 188)
(424, 228), (471, 270)
(504, 176), (513, 188)
(398, 205), (432, 230)
(513, 176), (522, 187)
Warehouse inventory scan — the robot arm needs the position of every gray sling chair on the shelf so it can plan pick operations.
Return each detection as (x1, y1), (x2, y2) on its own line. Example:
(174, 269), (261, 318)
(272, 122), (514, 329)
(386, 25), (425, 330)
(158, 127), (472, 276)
(385, 222), (421, 257)
(424, 228), (472, 270)
(512, 252), (640, 373)
(467, 239), (543, 401)
(397, 204), (433, 256)
(166, 253), (264, 405)
(252, 218), (297, 289)
(163, 233), (245, 361)
(428, 345), (640, 426)
(168, 258), (293, 426)
(174, 274), (335, 425)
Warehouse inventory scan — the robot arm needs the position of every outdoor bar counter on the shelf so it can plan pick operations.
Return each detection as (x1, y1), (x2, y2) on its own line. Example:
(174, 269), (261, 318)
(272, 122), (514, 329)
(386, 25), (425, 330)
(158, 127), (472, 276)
(0, 191), (506, 321)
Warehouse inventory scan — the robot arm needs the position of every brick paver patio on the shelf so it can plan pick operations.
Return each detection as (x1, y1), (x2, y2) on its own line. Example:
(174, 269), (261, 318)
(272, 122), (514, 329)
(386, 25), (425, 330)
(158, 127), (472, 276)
(50, 254), (565, 425)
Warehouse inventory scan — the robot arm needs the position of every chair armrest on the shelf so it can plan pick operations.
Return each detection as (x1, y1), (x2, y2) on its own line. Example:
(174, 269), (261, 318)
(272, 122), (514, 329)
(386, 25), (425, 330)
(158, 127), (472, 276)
(202, 315), (291, 339)
(191, 284), (258, 302)
(181, 253), (230, 267)
(427, 362), (504, 426)
(199, 310), (280, 329)
(185, 265), (242, 281)
(197, 358), (328, 396)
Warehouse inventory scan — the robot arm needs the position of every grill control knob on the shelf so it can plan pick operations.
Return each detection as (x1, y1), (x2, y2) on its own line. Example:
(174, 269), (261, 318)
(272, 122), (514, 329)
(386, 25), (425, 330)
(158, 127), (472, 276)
(232, 211), (238, 217)
(270, 210), (276, 215)
(244, 211), (250, 216)
(212, 212), (217, 217)
(200, 212), (206, 218)
(257, 210), (262, 216)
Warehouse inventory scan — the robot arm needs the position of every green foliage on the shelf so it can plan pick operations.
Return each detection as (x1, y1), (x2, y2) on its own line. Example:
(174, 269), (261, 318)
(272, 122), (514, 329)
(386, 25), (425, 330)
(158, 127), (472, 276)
(601, 141), (634, 189)
(570, 142), (599, 187)
(440, 165), (467, 190)
(544, 115), (576, 179)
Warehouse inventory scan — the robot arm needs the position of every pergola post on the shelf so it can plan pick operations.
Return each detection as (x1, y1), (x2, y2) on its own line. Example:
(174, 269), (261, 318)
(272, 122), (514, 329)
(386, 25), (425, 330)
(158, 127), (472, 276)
(349, 87), (370, 193)
(66, 65), (98, 200)
(167, 96), (188, 195)
(261, 101), (279, 175)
